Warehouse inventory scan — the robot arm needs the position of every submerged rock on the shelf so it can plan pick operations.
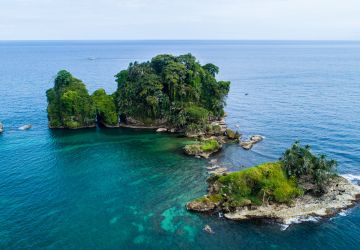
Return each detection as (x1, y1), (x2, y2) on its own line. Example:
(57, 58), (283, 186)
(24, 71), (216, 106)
(203, 225), (214, 234)
(18, 124), (32, 130)
(209, 159), (218, 164)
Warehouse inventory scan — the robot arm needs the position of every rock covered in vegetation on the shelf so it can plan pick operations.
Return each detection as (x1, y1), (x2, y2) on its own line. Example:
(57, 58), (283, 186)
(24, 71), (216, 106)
(239, 135), (264, 150)
(187, 162), (303, 213)
(187, 142), (359, 225)
(46, 54), (231, 132)
(46, 70), (96, 129)
(92, 89), (119, 127)
(224, 176), (360, 224)
(115, 54), (230, 132)
(184, 139), (222, 158)
(187, 163), (360, 224)
(225, 128), (240, 140)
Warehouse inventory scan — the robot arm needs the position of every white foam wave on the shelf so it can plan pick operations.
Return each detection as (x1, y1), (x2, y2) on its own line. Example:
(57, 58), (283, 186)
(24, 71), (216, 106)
(338, 210), (348, 217)
(341, 174), (360, 185)
(280, 216), (321, 231)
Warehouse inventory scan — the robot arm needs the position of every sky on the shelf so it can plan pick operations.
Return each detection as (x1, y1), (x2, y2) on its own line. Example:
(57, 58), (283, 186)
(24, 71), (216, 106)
(0, 0), (359, 40)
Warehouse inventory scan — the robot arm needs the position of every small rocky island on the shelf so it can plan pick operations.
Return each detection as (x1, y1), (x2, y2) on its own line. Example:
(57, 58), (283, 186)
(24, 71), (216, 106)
(187, 142), (360, 224)
(46, 54), (230, 131)
(46, 54), (244, 156)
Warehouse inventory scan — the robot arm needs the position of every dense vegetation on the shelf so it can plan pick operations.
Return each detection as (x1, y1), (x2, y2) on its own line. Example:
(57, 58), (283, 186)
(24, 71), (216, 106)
(47, 54), (230, 130)
(280, 141), (337, 193)
(190, 142), (338, 210)
(184, 139), (221, 156)
(92, 89), (118, 127)
(46, 70), (96, 129)
(115, 54), (230, 131)
(200, 162), (303, 210)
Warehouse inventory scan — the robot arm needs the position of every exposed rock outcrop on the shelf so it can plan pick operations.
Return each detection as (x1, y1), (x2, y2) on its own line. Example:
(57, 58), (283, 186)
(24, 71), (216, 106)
(18, 124), (32, 130)
(240, 135), (264, 150)
(225, 128), (241, 140)
(208, 167), (228, 175)
(156, 128), (168, 132)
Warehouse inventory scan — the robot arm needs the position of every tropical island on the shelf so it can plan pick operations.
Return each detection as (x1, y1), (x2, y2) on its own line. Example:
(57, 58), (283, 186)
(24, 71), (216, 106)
(187, 142), (360, 224)
(46, 54), (241, 157)
(46, 54), (360, 225)
(46, 54), (230, 130)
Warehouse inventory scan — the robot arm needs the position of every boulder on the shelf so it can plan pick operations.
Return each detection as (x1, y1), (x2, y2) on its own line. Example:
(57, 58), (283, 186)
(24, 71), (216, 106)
(18, 124), (32, 130)
(156, 128), (167, 132)
(250, 135), (263, 143)
(186, 198), (217, 212)
(239, 141), (254, 150)
(240, 135), (264, 150)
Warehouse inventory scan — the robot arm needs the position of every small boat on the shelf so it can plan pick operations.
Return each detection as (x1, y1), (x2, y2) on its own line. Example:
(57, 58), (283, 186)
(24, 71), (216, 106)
(18, 124), (32, 130)
(0, 122), (3, 133)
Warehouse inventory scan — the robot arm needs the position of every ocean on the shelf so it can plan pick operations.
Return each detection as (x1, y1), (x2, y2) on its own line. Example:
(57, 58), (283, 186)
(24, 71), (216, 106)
(0, 40), (359, 249)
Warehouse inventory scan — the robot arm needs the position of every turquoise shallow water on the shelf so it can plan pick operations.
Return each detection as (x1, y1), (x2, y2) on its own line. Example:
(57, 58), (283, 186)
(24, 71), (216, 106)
(0, 41), (360, 249)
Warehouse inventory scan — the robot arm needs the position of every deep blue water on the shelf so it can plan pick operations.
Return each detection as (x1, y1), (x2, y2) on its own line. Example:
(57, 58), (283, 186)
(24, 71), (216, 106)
(0, 41), (360, 249)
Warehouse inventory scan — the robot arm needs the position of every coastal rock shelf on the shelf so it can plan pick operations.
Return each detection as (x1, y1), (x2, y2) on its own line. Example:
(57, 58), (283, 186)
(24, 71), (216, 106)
(187, 172), (360, 224)
(224, 176), (360, 224)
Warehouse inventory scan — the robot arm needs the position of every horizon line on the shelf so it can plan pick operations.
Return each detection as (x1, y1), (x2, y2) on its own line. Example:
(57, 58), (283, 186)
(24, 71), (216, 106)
(0, 39), (360, 42)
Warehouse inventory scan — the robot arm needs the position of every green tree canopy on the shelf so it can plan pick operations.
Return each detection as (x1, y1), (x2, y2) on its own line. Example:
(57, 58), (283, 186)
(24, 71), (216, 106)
(92, 89), (118, 127)
(280, 141), (337, 193)
(115, 53), (230, 129)
(46, 70), (96, 129)
(47, 54), (231, 131)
